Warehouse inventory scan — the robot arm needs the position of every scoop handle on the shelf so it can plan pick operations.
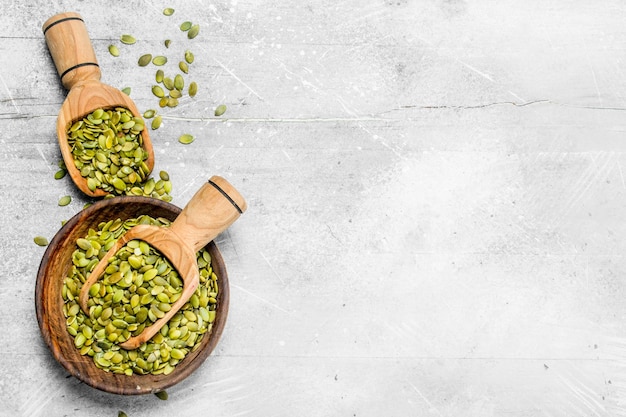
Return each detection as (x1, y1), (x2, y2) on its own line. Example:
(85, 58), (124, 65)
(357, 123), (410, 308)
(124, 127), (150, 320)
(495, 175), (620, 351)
(42, 12), (101, 90)
(170, 176), (248, 253)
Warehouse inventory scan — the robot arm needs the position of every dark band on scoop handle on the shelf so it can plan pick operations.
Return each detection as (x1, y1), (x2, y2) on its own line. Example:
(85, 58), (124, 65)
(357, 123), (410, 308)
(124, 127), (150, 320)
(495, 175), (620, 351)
(208, 179), (244, 214)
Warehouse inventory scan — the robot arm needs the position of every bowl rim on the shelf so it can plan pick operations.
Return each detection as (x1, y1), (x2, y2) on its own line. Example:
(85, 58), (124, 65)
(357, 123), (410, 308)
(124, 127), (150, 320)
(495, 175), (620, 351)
(35, 196), (229, 395)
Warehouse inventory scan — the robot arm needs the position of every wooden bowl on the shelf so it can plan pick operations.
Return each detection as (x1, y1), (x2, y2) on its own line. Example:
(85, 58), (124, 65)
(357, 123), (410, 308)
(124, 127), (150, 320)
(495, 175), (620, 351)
(35, 197), (230, 395)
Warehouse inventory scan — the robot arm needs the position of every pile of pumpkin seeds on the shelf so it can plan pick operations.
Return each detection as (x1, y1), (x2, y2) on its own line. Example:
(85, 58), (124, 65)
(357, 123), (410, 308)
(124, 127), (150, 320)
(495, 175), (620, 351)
(62, 214), (219, 375)
(66, 107), (172, 201)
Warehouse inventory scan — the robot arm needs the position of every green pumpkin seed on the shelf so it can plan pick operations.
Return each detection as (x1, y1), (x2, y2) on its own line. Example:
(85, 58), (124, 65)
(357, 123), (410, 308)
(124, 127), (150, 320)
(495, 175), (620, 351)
(58, 195), (71, 206)
(54, 169), (67, 180)
(184, 50), (194, 64)
(215, 104), (227, 116)
(120, 34), (136, 45)
(167, 98), (179, 107)
(162, 77), (174, 90)
(163, 7), (175, 16)
(174, 74), (184, 91)
(152, 56), (167, 66)
(159, 171), (169, 181)
(119, 411), (128, 417)
(180, 21), (192, 31)
(155, 391), (168, 400)
(164, 39), (172, 48)
(152, 85), (165, 98)
(138, 54), (152, 67)
(188, 24), (200, 39)
(156, 69), (164, 83)
(188, 81), (198, 97)
(151, 115), (162, 130)
(34, 236), (48, 246)
(108, 45), (120, 57)
(179, 61), (189, 74)
(143, 109), (156, 119)
(121, 87), (131, 95)
(158, 98), (168, 108)
(178, 134), (194, 144)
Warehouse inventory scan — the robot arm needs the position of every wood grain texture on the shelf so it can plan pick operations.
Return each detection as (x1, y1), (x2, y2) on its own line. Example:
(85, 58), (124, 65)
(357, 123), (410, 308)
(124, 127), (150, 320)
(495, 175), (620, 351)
(2, 0), (626, 416)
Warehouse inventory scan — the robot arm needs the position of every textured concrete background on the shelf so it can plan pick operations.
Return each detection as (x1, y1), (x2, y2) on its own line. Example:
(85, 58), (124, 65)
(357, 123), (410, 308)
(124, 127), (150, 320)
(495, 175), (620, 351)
(2, 0), (626, 416)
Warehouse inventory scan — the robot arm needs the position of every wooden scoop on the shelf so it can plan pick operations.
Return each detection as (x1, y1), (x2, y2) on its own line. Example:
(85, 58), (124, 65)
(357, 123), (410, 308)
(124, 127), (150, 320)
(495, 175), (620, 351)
(42, 12), (154, 197)
(78, 176), (246, 350)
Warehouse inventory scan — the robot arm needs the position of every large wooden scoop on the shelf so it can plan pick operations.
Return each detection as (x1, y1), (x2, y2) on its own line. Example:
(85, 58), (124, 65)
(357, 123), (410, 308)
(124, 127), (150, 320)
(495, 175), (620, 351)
(78, 176), (246, 350)
(42, 12), (154, 197)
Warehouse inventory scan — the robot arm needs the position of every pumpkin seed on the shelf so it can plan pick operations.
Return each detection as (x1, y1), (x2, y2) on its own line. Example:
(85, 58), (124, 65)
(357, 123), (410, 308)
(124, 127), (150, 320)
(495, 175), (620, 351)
(54, 169), (67, 180)
(155, 69), (164, 83)
(118, 411), (128, 417)
(188, 24), (200, 39)
(159, 171), (169, 181)
(188, 82), (198, 97)
(178, 134), (194, 144)
(163, 7), (175, 16)
(58, 195), (71, 206)
(180, 21), (192, 31)
(151, 115), (162, 130)
(215, 104), (227, 116)
(169, 89), (182, 99)
(162, 77), (174, 90)
(179, 61), (189, 74)
(167, 98), (179, 107)
(143, 109), (156, 119)
(174, 74), (184, 91)
(108, 45), (120, 57)
(152, 85), (165, 98)
(184, 50), (194, 64)
(138, 54), (152, 67)
(152, 56), (167, 66)
(120, 34), (136, 45)
(34, 236), (48, 246)
(164, 39), (172, 48)
(121, 87), (131, 95)
(155, 391), (168, 400)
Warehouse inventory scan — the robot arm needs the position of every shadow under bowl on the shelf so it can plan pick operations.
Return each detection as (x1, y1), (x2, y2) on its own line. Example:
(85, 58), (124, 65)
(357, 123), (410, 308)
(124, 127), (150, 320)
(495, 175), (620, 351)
(35, 196), (229, 395)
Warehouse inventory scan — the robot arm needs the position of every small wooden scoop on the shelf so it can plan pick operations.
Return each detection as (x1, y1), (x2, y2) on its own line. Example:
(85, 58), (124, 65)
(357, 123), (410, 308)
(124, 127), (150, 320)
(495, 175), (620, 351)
(42, 12), (154, 197)
(78, 176), (246, 350)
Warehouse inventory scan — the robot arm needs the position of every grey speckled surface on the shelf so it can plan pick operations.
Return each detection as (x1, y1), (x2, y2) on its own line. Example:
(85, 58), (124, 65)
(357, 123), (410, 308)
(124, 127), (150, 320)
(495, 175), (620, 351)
(2, 1), (626, 416)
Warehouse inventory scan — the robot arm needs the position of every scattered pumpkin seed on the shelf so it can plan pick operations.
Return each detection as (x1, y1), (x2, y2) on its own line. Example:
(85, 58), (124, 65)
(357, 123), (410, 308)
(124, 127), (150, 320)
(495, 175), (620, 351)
(162, 77), (174, 91)
(167, 98), (179, 107)
(120, 34), (136, 45)
(164, 39), (172, 48)
(58, 195), (71, 206)
(188, 82), (198, 97)
(152, 56), (168, 66)
(178, 134), (194, 144)
(118, 411), (128, 417)
(188, 24), (200, 39)
(138, 54), (152, 67)
(158, 98), (168, 108)
(34, 236), (49, 246)
(179, 61), (189, 74)
(184, 50), (194, 64)
(169, 89), (182, 99)
(163, 7), (175, 16)
(108, 45), (120, 57)
(215, 104), (227, 116)
(54, 169), (67, 180)
(152, 85), (165, 98)
(155, 69), (164, 83)
(180, 21), (192, 31)
(159, 171), (169, 181)
(174, 74), (184, 91)
(121, 87), (131, 95)
(143, 109), (156, 119)
(151, 115), (162, 130)
(155, 390), (168, 400)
